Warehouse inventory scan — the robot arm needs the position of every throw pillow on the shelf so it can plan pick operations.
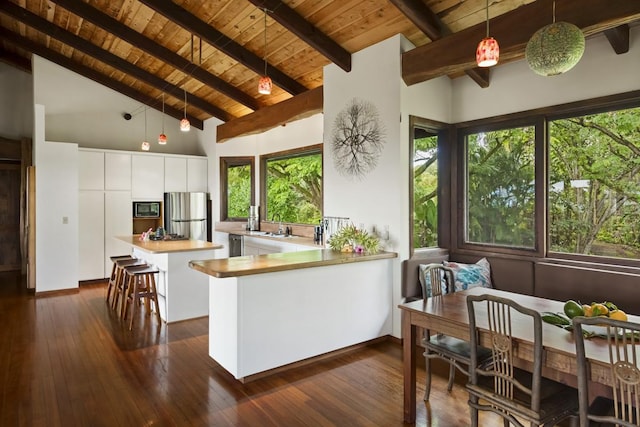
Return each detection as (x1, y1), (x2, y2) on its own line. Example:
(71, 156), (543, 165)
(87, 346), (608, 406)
(418, 264), (449, 298)
(443, 258), (493, 292)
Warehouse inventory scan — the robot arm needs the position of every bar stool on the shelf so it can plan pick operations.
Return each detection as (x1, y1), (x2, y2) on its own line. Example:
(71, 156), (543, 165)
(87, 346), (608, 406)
(106, 255), (134, 306)
(121, 265), (161, 330)
(111, 258), (147, 315)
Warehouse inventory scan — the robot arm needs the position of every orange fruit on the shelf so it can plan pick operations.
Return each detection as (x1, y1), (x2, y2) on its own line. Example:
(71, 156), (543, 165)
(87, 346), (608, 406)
(591, 303), (609, 317)
(582, 304), (593, 317)
(609, 310), (628, 321)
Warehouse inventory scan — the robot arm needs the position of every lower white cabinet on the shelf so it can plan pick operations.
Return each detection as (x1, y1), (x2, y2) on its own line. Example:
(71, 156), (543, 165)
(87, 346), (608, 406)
(104, 191), (133, 275)
(78, 191), (105, 280)
(242, 236), (310, 256)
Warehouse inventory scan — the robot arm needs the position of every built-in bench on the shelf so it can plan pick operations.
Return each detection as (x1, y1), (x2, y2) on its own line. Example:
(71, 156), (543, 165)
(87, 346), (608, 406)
(402, 249), (640, 314)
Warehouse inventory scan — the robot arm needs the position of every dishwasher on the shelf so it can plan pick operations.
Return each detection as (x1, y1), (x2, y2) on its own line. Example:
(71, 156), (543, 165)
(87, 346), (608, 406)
(228, 234), (243, 257)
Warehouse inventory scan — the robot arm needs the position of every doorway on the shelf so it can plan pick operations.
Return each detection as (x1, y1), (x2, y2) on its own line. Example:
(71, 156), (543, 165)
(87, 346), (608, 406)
(0, 161), (21, 271)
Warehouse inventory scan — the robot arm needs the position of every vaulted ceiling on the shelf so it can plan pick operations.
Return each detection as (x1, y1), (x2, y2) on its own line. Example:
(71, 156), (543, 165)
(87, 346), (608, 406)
(1, 0), (639, 138)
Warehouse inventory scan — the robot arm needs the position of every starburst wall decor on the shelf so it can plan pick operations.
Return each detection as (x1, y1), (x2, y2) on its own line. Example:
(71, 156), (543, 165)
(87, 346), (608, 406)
(331, 98), (385, 180)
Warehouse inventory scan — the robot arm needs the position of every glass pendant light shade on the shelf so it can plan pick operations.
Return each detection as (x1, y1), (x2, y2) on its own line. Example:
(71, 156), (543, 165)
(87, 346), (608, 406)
(525, 21), (585, 76)
(180, 88), (190, 132)
(476, 37), (499, 67)
(476, 0), (499, 68)
(141, 141), (150, 151)
(141, 107), (151, 151)
(158, 93), (167, 144)
(258, 76), (272, 95)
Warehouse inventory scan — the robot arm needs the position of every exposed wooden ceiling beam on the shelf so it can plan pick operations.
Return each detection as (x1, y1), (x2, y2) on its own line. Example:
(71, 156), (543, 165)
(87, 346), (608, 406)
(217, 86), (323, 143)
(247, 0), (351, 72)
(605, 24), (630, 54)
(402, 0), (640, 86)
(0, 2), (232, 122)
(50, 0), (260, 112)
(0, 47), (31, 73)
(138, 0), (308, 95)
(0, 27), (203, 130)
(389, 0), (490, 88)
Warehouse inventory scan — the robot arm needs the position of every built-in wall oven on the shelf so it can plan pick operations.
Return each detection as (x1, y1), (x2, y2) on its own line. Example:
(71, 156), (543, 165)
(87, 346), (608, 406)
(133, 201), (161, 218)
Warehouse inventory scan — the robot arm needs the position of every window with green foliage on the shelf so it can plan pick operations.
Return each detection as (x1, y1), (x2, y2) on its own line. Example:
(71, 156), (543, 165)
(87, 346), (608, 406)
(412, 121), (439, 249)
(465, 125), (536, 248)
(261, 145), (322, 225)
(549, 106), (640, 260)
(220, 157), (254, 221)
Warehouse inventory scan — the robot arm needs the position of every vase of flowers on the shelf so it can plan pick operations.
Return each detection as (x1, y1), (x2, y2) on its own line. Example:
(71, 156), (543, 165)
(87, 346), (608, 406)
(327, 224), (380, 254)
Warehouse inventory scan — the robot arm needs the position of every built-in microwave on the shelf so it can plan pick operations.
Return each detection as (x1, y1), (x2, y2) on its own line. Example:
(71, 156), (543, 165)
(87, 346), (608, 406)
(133, 201), (161, 218)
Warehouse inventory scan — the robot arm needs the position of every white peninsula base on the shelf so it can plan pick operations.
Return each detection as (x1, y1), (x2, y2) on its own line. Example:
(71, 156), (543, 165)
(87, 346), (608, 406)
(205, 256), (393, 381)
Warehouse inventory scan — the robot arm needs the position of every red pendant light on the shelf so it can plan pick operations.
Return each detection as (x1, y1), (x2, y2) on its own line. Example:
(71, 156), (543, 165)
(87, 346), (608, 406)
(180, 88), (190, 132)
(476, 0), (499, 67)
(158, 93), (167, 144)
(258, 8), (272, 95)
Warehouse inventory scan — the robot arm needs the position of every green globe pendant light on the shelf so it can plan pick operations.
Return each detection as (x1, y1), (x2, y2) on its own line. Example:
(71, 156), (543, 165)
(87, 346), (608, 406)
(525, 1), (585, 76)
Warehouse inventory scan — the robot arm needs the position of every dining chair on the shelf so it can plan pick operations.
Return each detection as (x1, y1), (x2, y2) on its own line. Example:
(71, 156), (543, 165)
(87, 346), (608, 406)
(573, 315), (640, 427)
(420, 263), (492, 401)
(466, 294), (578, 427)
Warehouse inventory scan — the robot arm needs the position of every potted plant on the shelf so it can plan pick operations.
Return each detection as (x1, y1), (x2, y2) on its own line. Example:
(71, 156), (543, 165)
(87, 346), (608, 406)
(327, 224), (380, 254)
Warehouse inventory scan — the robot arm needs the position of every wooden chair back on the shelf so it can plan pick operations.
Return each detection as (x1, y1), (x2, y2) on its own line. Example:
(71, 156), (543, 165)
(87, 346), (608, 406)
(420, 263), (455, 299)
(573, 315), (640, 427)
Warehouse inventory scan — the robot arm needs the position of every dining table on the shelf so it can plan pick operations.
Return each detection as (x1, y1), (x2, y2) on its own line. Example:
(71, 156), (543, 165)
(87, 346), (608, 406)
(399, 286), (629, 423)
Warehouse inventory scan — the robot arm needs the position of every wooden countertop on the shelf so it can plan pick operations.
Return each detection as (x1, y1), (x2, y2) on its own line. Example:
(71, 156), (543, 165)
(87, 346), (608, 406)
(116, 236), (224, 254)
(188, 249), (397, 278)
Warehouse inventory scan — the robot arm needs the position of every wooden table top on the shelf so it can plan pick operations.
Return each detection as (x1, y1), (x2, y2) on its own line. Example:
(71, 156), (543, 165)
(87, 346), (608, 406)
(116, 235), (224, 254)
(189, 249), (397, 278)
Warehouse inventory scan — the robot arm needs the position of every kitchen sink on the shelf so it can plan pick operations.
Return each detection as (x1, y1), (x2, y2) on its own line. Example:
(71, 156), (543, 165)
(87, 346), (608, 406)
(246, 231), (268, 236)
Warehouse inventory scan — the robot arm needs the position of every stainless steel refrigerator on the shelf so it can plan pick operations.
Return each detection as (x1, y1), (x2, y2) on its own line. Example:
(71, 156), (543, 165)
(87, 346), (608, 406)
(164, 192), (208, 240)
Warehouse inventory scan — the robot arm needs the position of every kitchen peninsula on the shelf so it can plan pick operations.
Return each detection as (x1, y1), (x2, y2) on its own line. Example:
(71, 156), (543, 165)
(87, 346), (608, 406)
(117, 236), (223, 323)
(189, 249), (397, 382)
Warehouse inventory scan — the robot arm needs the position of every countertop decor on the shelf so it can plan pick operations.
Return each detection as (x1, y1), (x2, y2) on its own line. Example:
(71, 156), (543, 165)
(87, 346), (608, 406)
(327, 224), (380, 254)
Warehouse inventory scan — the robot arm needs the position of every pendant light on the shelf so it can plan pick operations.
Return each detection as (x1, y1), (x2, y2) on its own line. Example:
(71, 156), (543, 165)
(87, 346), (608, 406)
(258, 8), (272, 95)
(525, 0), (585, 76)
(180, 88), (190, 132)
(475, 0), (499, 67)
(141, 107), (150, 151)
(158, 93), (167, 144)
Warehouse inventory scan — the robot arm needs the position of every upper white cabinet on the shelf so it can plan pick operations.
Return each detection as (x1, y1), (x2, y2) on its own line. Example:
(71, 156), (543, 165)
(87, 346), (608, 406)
(164, 157), (188, 193)
(79, 150), (104, 190)
(105, 152), (132, 191)
(187, 157), (208, 192)
(132, 154), (164, 200)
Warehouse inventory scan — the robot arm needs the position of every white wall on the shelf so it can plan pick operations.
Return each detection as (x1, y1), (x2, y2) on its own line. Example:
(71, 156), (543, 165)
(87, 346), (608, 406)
(34, 104), (79, 293)
(0, 62), (33, 139)
(452, 27), (640, 122)
(32, 55), (204, 156)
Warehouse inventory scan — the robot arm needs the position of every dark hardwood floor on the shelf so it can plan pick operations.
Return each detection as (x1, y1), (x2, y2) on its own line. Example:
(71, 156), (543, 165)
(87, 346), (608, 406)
(0, 271), (505, 426)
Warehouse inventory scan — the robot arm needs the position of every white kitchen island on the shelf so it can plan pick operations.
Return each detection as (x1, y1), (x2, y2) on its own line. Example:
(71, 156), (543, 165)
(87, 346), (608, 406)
(117, 236), (223, 323)
(189, 249), (397, 382)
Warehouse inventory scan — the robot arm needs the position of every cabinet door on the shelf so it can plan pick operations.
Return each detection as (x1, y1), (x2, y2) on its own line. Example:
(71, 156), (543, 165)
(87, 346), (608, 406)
(104, 191), (133, 275)
(78, 191), (105, 280)
(79, 150), (104, 191)
(187, 157), (208, 192)
(105, 152), (132, 191)
(131, 154), (164, 200)
(164, 157), (187, 193)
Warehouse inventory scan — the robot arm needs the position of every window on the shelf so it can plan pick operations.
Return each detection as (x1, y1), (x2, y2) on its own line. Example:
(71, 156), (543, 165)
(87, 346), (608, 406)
(549, 106), (640, 260)
(411, 117), (442, 250)
(260, 145), (322, 225)
(220, 157), (254, 221)
(464, 124), (536, 249)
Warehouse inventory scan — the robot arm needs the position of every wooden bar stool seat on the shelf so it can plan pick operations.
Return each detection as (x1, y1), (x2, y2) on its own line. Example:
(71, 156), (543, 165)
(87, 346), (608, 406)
(111, 258), (147, 314)
(106, 255), (134, 305)
(121, 265), (161, 330)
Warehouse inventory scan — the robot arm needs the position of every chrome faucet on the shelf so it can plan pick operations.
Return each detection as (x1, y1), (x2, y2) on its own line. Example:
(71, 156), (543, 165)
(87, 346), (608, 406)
(272, 213), (284, 235)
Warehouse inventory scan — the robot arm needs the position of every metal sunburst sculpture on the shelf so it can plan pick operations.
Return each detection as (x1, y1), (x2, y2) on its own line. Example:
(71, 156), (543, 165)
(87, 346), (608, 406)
(331, 98), (385, 180)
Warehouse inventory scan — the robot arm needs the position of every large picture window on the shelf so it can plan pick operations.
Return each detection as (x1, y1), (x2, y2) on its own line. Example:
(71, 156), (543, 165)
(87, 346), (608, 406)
(220, 157), (254, 221)
(465, 125), (536, 249)
(549, 106), (640, 260)
(260, 145), (322, 225)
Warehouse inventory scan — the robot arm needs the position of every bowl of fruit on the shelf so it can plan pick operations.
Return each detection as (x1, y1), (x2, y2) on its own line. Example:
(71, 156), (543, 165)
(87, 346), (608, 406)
(542, 300), (628, 337)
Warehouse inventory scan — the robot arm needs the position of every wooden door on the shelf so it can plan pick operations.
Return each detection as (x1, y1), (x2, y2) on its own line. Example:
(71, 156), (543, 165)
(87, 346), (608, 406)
(0, 162), (21, 271)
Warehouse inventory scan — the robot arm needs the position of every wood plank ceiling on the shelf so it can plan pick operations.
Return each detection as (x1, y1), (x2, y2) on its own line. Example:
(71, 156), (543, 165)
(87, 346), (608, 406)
(1, 0), (639, 137)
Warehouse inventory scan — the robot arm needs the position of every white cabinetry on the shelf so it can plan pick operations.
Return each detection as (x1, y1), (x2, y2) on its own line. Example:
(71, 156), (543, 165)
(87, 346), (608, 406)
(104, 191), (133, 274)
(78, 191), (105, 280)
(105, 152), (131, 190)
(164, 157), (187, 193)
(79, 150), (104, 190)
(242, 236), (308, 256)
(187, 157), (208, 192)
(132, 155), (164, 200)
